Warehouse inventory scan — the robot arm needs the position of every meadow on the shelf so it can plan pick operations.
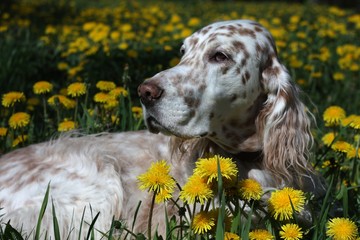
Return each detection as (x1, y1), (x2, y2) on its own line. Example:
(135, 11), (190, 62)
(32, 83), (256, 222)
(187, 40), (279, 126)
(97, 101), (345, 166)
(0, 0), (359, 239)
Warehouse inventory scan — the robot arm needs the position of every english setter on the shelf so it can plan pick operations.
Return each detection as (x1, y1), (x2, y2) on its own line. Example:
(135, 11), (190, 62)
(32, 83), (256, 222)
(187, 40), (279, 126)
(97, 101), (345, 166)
(0, 20), (324, 238)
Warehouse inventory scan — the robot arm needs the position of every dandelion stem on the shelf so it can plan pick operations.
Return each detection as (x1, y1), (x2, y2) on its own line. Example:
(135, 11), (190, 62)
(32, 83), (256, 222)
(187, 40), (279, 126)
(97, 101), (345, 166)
(148, 191), (156, 240)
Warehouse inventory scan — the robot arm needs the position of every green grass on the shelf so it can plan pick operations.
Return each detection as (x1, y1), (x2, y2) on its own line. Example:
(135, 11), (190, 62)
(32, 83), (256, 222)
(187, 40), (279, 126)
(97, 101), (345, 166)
(0, 0), (359, 239)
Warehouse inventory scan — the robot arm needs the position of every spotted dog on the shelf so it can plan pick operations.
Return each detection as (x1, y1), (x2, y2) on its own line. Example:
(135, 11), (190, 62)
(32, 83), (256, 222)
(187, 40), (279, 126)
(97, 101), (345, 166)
(0, 20), (324, 238)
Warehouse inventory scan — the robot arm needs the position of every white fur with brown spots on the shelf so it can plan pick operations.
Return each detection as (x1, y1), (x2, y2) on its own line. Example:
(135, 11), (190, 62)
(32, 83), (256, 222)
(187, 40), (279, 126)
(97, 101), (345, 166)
(0, 20), (325, 238)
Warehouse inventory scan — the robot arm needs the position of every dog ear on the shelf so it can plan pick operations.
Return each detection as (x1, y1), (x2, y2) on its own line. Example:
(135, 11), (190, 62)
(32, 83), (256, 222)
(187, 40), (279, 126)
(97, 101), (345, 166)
(257, 54), (317, 189)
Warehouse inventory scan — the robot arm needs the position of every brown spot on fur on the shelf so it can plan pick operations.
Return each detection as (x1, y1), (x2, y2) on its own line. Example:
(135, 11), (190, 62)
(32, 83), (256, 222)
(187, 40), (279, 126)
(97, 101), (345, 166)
(238, 28), (256, 39)
(222, 66), (230, 75)
(189, 37), (199, 47)
(198, 84), (206, 93)
(241, 58), (247, 67)
(254, 26), (263, 32)
(242, 71), (251, 84)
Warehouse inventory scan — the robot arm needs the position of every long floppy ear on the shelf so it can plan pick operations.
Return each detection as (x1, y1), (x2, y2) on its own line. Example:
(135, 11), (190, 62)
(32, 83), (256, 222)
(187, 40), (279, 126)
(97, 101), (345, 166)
(257, 54), (315, 188)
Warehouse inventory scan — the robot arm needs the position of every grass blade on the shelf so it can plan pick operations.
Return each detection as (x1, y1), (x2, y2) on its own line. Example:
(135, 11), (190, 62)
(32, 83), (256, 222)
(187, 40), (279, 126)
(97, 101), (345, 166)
(51, 200), (61, 240)
(78, 206), (86, 240)
(215, 157), (225, 240)
(35, 183), (50, 239)
(85, 212), (100, 240)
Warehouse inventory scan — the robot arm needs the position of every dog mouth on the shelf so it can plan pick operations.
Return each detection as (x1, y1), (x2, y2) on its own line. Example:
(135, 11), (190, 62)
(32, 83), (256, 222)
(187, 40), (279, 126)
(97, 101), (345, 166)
(146, 116), (172, 135)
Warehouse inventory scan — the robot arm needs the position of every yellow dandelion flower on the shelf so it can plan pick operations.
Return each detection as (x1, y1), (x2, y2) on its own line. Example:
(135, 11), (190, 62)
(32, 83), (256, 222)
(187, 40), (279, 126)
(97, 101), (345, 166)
(346, 147), (360, 159)
(323, 106), (346, 126)
(33, 81), (53, 95)
(67, 82), (86, 97)
(249, 229), (274, 240)
(104, 98), (119, 109)
(322, 132), (336, 146)
(225, 232), (241, 240)
(333, 72), (345, 81)
(192, 210), (215, 235)
(138, 160), (175, 193)
(109, 87), (128, 98)
(238, 179), (263, 201)
(48, 95), (76, 109)
(2, 91), (26, 107)
(27, 97), (40, 106)
(155, 188), (173, 203)
(57, 62), (68, 71)
(94, 92), (111, 103)
(194, 155), (238, 184)
(188, 17), (201, 27)
(331, 141), (354, 154)
(326, 218), (358, 240)
(348, 115), (360, 130)
(279, 224), (303, 240)
(132, 106), (143, 119)
(96, 81), (116, 91)
(268, 187), (305, 221)
(58, 120), (76, 132)
(0, 127), (8, 137)
(12, 135), (28, 147)
(180, 173), (213, 205)
(127, 49), (138, 58)
(8, 112), (31, 129)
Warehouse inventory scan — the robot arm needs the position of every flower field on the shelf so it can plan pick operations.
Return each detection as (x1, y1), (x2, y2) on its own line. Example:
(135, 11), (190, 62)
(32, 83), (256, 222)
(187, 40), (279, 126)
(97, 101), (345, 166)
(0, 0), (359, 239)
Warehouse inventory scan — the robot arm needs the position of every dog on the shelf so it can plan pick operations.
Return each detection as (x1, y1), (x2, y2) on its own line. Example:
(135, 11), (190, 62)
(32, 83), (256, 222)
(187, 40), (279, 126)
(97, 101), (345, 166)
(0, 20), (324, 238)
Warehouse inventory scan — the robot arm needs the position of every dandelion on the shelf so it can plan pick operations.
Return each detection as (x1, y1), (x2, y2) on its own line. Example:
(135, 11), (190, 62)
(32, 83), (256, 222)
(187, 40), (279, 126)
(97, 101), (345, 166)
(2, 91), (26, 107)
(323, 106), (346, 126)
(268, 187), (305, 221)
(94, 92), (111, 103)
(0, 127), (8, 137)
(348, 115), (360, 130)
(127, 49), (138, 58)
(8, 112), (31, 129)
(322, 132), (336, 146)
(48, 95), (76, 109)
(33, 81), (53, 95)
(155, 188), (173, 203)
(12, 135), (28, 147)
(132, 106), (143, 119)
(279, 224), (303, 240)
(67, 82), (86, 97)
(249, 229), (274, 240)
(326, 218), (358, 240)
(192, 210), (215, 234)
(109, 87), (128, 98)
(333, 72), (345, 81)
(57, 62), (69, 70)
(58, 120), (76, 132)
(331, 141), (354, 154)
(180, 173), (213, 204)
(104, 98), (119, 109)
(188, 17), (201, 27)
(96, 81), (116, 91)
(225, 232), (241, 240)
(194, 155), (238, 184)
(238, 179), (263, 201)
(138, 160), (175, 194)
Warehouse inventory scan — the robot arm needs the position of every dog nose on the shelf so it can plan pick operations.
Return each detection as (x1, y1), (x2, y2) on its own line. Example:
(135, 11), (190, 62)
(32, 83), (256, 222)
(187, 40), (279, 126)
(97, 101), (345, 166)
(138, 81), (164, 106)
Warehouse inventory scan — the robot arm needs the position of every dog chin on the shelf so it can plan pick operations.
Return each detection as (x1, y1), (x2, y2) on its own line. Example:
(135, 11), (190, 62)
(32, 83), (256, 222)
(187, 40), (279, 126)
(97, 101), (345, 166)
(145, 116), (208, 139)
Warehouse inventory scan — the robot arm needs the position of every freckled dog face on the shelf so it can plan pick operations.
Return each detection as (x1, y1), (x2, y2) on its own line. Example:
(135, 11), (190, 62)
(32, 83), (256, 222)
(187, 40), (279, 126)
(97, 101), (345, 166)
(138, 20), (277, 142)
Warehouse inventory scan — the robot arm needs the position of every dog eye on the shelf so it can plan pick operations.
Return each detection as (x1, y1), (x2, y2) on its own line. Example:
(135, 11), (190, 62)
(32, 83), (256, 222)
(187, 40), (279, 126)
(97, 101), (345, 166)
(211, 52), (229, 63)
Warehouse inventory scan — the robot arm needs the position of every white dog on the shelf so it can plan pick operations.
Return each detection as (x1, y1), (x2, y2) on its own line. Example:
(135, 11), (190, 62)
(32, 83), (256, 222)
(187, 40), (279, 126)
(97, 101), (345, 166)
(0, 20), (324, 238)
